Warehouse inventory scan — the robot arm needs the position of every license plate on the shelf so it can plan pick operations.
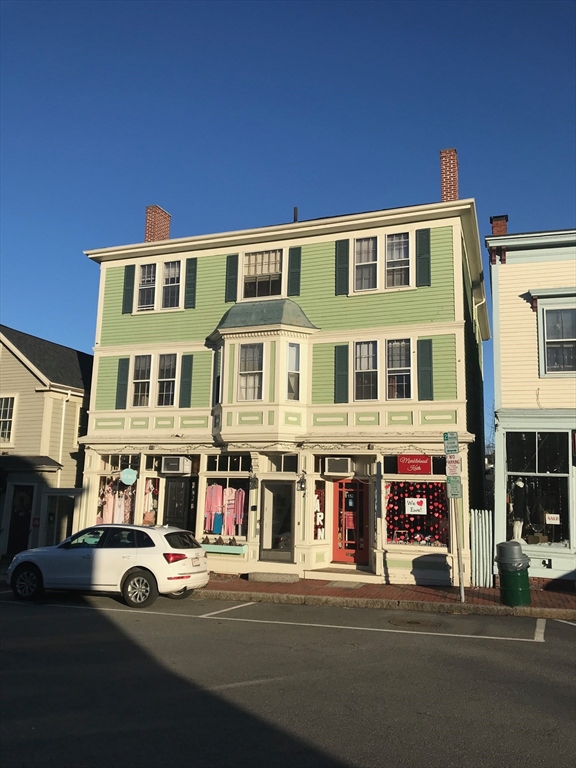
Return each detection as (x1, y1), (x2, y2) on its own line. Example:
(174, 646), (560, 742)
(192, 557), (200, 566)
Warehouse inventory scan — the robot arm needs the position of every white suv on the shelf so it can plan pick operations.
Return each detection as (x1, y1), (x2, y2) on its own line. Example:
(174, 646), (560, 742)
(8, 524), (209, 608)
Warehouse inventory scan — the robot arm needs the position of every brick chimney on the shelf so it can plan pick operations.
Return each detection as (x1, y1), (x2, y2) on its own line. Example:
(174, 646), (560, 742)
(490, 215), (508, 235)
(440, 148), (459, 202)
(145, 205), (171, 242)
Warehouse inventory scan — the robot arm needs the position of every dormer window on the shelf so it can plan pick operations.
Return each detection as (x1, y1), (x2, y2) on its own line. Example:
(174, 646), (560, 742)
(243, 250), (282, 298)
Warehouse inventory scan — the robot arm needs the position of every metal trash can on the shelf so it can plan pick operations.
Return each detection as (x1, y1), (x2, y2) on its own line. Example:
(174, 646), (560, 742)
(495, 541), (531, 607)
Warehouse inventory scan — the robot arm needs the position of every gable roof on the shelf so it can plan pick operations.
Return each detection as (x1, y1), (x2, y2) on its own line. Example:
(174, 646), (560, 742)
(0, 325), (93, 392)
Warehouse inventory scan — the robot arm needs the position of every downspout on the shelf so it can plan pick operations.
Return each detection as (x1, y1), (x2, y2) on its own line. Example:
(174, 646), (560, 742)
(57, 390), (72, 488)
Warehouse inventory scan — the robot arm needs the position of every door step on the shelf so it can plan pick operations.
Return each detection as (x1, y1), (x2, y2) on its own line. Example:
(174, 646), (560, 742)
(303, 568), (383, 584)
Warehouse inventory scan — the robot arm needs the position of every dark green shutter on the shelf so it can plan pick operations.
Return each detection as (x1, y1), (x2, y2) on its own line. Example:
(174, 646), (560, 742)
(287, 247), (301, 296)
(184, 258), (197, 309)
(179, 354), (193, 408)
(335, 240), (349, 295)
(417, 339), (434, 401)
(122, 265), (135, 314)
(115, 358), (130, 409)
(225, 254), (238, 303)
(334, 344), (349, 403)
(416, 229), (431, 287)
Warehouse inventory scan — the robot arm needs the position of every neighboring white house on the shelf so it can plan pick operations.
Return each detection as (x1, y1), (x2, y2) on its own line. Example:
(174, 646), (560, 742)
(487, 217), (576, 581)
(0, 326), (92, 557)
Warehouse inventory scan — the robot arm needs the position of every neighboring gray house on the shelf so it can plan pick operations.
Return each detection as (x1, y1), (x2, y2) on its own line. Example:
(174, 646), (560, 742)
(0, 326), (92, 557)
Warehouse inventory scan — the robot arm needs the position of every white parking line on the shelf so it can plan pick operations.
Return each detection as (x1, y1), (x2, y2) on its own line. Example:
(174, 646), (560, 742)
(210, 676), (288, 691)
(534, 618), (546, 642)
(555, 619), (576, 627)
(0, 598), (544, 643)
(198, 602), (255, 618)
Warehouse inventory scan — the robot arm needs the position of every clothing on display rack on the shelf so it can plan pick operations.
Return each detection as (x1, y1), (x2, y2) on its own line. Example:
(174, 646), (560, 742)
(203, 483), (247, 536)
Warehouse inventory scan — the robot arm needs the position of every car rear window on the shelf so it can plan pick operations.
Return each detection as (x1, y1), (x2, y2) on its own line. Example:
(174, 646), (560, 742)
(165, 531), (202, 549)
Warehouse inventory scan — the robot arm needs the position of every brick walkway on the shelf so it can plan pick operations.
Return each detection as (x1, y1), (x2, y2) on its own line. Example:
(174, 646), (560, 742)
(201, 574), (576, 614)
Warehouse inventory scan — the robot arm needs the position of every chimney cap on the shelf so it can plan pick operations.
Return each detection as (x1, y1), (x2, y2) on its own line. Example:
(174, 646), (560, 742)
(490, 215), (509, 224)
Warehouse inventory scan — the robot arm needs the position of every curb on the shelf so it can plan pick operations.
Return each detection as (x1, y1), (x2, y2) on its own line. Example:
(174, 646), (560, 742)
(194, 588), (576, 620)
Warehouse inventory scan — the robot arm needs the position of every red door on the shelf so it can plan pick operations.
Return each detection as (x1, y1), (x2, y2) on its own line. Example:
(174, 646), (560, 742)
(333, 481), (369, 564)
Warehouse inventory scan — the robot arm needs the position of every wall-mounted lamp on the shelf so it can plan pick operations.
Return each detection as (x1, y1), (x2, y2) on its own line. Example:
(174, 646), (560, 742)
(249, 469), (259, 490)
(297, 470), (307, 492)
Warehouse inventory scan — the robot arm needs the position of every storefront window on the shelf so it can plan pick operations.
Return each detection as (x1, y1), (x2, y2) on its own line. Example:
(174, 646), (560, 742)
(314, 481), (326, 540)
(385, 481), (449, 546)
(505, 431), (571, 547)
(203, 478), (249, 540)
(96, 476), (137, 525)
(206, 454), (251, 472)
(142, 478), (159, 526)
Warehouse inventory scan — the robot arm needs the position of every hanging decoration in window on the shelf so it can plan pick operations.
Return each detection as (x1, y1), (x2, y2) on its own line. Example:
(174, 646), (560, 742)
(96, 476), (137, 525)
(385, 481), (448, 546)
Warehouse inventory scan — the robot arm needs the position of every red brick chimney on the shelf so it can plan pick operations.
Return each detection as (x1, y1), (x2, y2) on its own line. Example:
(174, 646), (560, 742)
(490, 215), (508, 235)
(145, 205), (171, 242)
(440, 148), (459, 202)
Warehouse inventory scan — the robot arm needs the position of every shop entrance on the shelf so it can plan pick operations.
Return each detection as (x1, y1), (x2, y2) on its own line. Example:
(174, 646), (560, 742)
(333, 480), (369, 564)
(163, 477), (197, 531)
(260, 481), (293, 562)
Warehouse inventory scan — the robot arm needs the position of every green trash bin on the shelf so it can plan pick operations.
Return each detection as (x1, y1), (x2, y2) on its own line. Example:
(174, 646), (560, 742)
(495, 541), (531, 607)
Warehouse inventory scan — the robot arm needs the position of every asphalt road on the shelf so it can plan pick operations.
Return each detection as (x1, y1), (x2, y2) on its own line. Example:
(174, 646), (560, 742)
(1, 588), (575, 768)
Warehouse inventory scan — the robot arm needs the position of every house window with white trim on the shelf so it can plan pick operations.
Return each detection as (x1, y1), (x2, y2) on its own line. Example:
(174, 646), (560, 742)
(542, 307), (576, 374)
(386, 232), (410, 287)
(354, 238), (377, 291)
(287, 343), (300, 401)
(0, 397), (15, 442)
(162, 262), (181, 309)
(244, 250), (282, 298)
(239, 344), (263, 401)
(133, 355), (151, 407)
(157, 354), (177, 406)
(138, 265), (156, 311)
(387, 339), (411, 399)
(355, 341), (378, 400)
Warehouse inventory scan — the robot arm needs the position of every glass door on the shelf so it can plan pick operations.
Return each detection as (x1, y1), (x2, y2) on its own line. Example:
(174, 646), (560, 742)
(333, 480), (369, 564)
(163, 478), (197, 531)
(260, 481), (294, 562)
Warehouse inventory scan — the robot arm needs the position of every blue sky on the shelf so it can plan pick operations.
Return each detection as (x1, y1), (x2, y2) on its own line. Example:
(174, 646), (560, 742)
(1, 0), (575, 440)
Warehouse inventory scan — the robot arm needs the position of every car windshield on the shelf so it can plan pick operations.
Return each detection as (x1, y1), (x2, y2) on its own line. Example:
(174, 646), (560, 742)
(164, 531), (202, 549)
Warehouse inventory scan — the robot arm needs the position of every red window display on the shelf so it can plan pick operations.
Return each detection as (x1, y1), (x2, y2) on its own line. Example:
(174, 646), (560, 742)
(385, 481), (449, 546)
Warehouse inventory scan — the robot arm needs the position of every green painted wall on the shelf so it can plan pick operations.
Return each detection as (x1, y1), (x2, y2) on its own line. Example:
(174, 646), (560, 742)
(95, 356), (122, 411)
(312, 343), (336, 404)
(100, 254), (230, 346)
(191, 351), (212, 408)
(297, 226), (455, 331)
(418, 334), (457, 400)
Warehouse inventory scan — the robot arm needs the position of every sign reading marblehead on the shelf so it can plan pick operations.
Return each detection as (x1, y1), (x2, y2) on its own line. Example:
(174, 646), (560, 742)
(397, 455), (432, 474)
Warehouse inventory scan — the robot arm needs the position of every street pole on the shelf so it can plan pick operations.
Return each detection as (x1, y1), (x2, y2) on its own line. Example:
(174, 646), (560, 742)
(452, 497), (465, 603)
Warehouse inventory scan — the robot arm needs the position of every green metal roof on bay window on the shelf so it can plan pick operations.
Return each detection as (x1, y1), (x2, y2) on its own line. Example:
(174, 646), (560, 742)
(217, 299), (317, 331)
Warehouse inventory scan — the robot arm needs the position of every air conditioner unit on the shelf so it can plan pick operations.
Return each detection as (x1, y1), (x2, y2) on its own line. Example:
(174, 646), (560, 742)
(324, 457), (354, 476)
(161, 456), (192, 475)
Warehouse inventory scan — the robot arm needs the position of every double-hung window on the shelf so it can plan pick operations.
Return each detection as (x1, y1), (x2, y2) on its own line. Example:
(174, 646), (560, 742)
(387, 339), (411, 399)
(239, 344), (263, 401)
(542, 307), (576, 374)
(133, 356), (151, 406)
(287, 343), (300, 401)
(244, 250), (282, 298)
(0, 396), (15, 442)
(162, 262), (181, 309)
(138, 265), (156, 311)
(355, 341), (378, 400)
(157, 354), (177, 406)
(354, 238), (377, 291)
(386, 233), (410, 287)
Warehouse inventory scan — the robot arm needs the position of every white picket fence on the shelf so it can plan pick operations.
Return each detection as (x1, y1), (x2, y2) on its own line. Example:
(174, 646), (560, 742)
(470, 508), (494, 588)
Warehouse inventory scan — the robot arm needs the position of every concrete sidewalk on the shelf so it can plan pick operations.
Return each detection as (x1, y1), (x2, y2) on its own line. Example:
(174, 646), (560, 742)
(196, 574), (576, 619)
(2, 563), (575, 619)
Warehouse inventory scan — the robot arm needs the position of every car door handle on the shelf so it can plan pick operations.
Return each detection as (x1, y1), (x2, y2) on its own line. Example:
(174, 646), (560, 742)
(82, 555), (92, 559)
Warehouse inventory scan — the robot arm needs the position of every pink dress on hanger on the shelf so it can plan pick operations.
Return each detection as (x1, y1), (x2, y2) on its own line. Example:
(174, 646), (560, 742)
(223, 487), (236, 536)
(204, 483), (223, 532)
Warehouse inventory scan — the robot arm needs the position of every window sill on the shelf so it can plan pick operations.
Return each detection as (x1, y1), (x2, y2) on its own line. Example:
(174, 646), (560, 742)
(203, 544), (248, 555)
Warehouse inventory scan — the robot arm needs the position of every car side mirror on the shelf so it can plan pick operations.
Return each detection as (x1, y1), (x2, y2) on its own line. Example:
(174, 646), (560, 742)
(59, 540), (71, 549)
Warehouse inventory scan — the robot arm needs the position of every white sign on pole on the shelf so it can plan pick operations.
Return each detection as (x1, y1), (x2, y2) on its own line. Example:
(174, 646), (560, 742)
(446, 475), (462, 498)
(446, 456), (461, 476)
(443, 431), (459, 455)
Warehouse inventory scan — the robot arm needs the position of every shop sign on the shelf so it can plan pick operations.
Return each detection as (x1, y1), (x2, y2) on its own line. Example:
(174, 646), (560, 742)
(446, 456), (461, 476)
(443, 431), (459, 455)
(397, 455), (431, 474)
(545, 513), (560, 525)
(446, 476), (462, 498)
(405, 498), (427, 516)
(120, 468), (138, 485)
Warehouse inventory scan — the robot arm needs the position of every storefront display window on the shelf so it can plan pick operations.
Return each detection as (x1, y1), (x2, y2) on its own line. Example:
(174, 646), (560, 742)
(96, 476), (137, 525)
(206, 453), (251, 472)
(385, 481), (449, 546)
(203, 479), (249, 540)
(506, 431), (571, 547)
(143, 478), (159, 526)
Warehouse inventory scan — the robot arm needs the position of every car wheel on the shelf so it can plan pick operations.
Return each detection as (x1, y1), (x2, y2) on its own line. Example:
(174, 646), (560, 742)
(11, 564), (44, 601)
(165, 587), (193, 600)
(122, 570), (158, 609)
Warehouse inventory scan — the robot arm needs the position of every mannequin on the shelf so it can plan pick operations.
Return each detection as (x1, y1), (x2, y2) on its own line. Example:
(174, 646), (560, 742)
(512, 478), (527, 540)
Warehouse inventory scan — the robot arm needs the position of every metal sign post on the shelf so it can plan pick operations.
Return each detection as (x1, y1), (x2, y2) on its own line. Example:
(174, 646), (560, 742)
(444, 434), (465, 603)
